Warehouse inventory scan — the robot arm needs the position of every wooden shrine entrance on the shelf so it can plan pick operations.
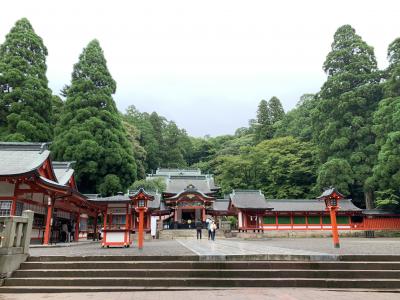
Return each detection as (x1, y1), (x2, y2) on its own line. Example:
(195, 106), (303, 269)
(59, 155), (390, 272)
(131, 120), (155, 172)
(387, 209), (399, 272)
(163, 185), (215, 229)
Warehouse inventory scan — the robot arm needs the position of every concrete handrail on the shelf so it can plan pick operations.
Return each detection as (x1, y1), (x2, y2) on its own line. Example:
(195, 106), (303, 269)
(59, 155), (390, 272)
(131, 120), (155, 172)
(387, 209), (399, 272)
(0, 210), (34, 255)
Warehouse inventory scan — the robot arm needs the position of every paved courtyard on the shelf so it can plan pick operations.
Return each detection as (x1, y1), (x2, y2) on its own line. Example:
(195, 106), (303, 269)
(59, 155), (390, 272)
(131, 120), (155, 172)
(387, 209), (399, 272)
(29, 237), (400, 257)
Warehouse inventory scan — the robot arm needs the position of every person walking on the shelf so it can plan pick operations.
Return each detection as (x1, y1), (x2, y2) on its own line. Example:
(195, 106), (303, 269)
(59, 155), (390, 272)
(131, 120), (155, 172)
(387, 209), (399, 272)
(211, 221), (217, 241)
(196, 220), (203, 239)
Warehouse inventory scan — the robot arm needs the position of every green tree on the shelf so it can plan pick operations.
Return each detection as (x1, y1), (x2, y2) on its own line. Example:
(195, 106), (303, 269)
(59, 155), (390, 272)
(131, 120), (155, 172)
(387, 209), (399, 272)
(0, 18), (53, 141)
(214, 155), (255, 195)
(254, 99), (271, 142)
(371, 38), (400, 209)
(275, 94), (316, 142)
(312, 25), (382, 208)
(268, 96), (285, 124)
(52, 40), (136, 194)
(130, 177), (166, 192)
(254, 97), (285, 143)
(214, 137), (318, 198)
(98, 174), (122, 196)
(251, 137), (318, 198)
(122, 120), (147, 179)
(51, 95), (64, 127)
(315, 158), (354, 195)
(124, 106), (161, 171)
(162, 121), (192, 168)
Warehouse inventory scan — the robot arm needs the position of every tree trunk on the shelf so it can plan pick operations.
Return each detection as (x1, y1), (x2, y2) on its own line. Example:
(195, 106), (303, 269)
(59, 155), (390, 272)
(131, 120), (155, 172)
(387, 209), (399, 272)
(364, 190), (374, 209)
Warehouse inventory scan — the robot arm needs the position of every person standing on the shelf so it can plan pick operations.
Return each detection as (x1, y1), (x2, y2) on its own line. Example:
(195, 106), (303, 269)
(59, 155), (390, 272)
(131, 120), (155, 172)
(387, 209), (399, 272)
(196, 220), (203, 239)
(211, 221), (217, 241)
(207, 219), (212, 240)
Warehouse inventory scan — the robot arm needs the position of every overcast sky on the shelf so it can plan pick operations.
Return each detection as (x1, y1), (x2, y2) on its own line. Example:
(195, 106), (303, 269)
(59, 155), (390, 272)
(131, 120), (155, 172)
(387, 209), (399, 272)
(1, 1), (400, 137)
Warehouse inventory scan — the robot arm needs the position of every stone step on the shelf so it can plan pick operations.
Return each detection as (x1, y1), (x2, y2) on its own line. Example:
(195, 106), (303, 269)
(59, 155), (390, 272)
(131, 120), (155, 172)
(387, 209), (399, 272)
(4, 277), (400, 289)
(19, 261), (400, 270)
(26, 254), (400, 262)
(0, 286), (241, 293)
(27, 255), (199, 262)
(11, 269), (400, 279)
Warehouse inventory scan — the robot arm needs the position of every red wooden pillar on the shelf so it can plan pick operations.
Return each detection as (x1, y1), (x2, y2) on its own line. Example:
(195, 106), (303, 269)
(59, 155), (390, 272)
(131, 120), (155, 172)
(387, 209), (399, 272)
(102, 208), (107, 244)
(202, 207), (206, 222)
(243, 211), (247, 231)
(93, 211), (98, 241)
(10, 196), (17, 216)
(138, 209), (144, 250)
(75, 213), (80, 241)
(330, 207), (340, 248)
(43, 196), (53, 245)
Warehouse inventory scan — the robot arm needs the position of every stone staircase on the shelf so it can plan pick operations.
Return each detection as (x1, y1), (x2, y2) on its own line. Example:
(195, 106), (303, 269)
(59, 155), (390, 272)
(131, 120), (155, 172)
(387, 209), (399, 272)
(1, 254), (400, 292)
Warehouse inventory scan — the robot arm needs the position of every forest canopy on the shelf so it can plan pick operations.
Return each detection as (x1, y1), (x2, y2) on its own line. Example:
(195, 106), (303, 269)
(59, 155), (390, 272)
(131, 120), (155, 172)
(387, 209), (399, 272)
(1, 19), (399, 209)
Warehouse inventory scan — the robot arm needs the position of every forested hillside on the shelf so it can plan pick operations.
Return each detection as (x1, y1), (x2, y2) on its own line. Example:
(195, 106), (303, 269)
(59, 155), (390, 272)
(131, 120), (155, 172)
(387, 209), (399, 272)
(1, 19), (399, 210)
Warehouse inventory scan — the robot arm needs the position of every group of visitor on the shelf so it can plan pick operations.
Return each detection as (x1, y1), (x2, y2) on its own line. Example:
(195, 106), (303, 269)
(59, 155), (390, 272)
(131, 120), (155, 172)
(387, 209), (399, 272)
(195, 218), (217, 241)
(60, 221), (75, 243)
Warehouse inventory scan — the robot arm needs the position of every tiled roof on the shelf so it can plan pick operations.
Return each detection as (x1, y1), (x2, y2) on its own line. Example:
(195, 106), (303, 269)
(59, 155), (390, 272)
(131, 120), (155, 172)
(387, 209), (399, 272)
(88, 191), (162, 210)
(165, 176), (217, 194)
(317, 187), (344, 199)
(362, 209), (399, 216)
(52, 162), (75, 185)
(154, 168), (202, 176)
(212, 199), (230, 211)
(266, 199), (361, 212)
(0, 142), (50, 176)
(230, 190), (271, 209)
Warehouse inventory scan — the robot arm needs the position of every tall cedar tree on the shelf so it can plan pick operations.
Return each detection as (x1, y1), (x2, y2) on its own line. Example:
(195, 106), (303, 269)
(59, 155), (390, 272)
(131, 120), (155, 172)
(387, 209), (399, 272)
(52, 40), (136, 195)
(255, 97), (285, 143)
(268, 96), (285, 124)
(312, 25), (382, 208)
(371, 38), (400, 209)
(0, 18), (53, 141)
(255, 99), (271, 142)
(275, 94), (316, 141)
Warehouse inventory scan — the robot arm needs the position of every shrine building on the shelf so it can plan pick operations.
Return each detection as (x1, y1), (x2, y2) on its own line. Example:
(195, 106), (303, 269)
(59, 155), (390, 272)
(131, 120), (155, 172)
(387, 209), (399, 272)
(1, 143), (399, 247)
(88, 168), (400, 236)
(0, 142), (99, 244)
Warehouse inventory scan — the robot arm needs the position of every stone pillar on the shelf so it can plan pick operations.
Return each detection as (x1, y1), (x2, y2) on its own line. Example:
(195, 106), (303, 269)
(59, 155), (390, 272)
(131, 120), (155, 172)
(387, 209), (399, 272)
(21, 210), (34, 254)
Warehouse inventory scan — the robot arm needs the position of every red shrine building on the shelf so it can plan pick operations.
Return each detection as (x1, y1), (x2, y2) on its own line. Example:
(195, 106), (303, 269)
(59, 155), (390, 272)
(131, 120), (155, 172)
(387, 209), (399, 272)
(88, 168), (400, 238)
(1, 143), (399, 246)
(0, 142), (99, 244)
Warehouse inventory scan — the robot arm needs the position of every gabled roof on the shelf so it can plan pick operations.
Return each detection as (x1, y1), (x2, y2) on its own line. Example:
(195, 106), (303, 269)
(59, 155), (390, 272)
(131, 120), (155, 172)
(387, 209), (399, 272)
(88, 190), (163, 210)
(154, 168), (202, 176)
(164, 184), (216, 201)
(52, 161), (75, 185)
(230, 190), (272, 210)
(164, 176), (218, 194)
(88, 194), (130, 203)
(0, 142), (51, 176)
(212, 199), (230, 211)
(266, 199), (361, 212)
(317, 187), (345, 199)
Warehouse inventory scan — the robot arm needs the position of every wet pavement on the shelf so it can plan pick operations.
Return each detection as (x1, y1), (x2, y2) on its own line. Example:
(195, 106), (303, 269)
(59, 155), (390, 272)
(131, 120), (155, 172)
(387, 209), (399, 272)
(29, 238), (400, 257)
